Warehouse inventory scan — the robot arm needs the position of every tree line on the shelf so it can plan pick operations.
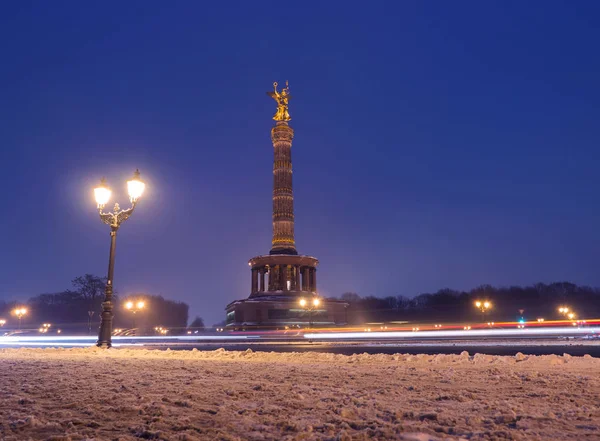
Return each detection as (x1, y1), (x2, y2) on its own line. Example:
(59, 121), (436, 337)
(0, 274), (201, 334)
(3, 278), (597, 331)
(333, 282), (600, 324)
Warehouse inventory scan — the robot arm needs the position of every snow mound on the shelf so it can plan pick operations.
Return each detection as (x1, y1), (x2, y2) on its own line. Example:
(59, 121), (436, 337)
(1, 348), (599, 440)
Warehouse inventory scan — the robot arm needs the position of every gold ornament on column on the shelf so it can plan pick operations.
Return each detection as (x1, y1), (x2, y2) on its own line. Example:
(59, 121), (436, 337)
(267, 81), (292, 122)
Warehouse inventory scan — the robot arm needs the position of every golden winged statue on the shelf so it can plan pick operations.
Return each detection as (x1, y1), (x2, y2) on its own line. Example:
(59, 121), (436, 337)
(267, 81), (291, 121)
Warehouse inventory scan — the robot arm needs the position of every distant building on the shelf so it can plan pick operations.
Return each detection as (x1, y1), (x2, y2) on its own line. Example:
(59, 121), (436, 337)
(225, 83), (348, 329)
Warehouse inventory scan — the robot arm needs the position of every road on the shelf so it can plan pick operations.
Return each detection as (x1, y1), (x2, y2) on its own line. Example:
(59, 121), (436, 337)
(111, 340), (600, 356)
(2, 332), (600, 356)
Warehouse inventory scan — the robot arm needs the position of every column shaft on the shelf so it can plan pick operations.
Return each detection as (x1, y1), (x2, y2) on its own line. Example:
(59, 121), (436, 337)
(294, 266), (301, 291)
(302, 267), (309, 291)
(268, 267), (274, 291)
(259, 268), (265, 292)
(270, 122), (297, 255)
(281, 265), (289, 291)
(251, 269), (258, 294)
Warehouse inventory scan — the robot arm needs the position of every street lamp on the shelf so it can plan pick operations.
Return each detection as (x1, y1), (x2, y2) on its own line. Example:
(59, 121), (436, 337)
(0, 319), (5, 327)
(154, 326), (168, 335)
(125, 299), (146, 334)
(474, 300), (492, 322)
(558, 307), (570, 318)
(299, 297), (321, 328)
(87, 310), (95, 335)
(12, 308), (27, 330)
(94, 170), (146, 348)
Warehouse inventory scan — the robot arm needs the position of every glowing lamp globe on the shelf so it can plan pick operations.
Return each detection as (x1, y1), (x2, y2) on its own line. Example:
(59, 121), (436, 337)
(299, 298), (307, 307)
(94, 178), (112, 207)
(127, 169), (145, 203)
(313, 298), (320, 307)
(136, 301), (145, 309)
(125, 301), (134, 310)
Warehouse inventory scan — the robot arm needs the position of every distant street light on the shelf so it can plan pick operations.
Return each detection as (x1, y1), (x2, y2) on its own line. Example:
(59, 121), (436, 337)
(94, 170), (145, 348)
(474, 300), (492, 322)
(12, 308), (27, 330)
(558, 307), (573, 323)
(0, 319), (6, 327)
(154, 326), (168, 335)
(88, 310), (95, 335)
(125, 299), (146, 334)
(299, 297), (321, 328)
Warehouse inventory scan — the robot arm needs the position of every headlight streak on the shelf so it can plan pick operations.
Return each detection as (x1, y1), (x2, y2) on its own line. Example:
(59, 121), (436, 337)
(0, 341), (145, 347)
(304, 327), (600, 340)
(0, 335), (250, 347)
(1, 325), (598, 347)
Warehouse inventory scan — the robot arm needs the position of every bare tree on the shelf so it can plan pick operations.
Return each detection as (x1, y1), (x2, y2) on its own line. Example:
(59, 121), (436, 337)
(72, 274), (106, 302)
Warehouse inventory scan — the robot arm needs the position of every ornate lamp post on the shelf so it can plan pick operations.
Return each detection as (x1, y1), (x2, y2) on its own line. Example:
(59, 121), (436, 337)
(299, 297), (321, 328)
(94, 170), (145, 348)
(474, 300), (492, 323)
(124, 300), (145, 334)
(558, 306), (570, 318)
(12, 308), (27, 330)
(87, 310), (95, 335)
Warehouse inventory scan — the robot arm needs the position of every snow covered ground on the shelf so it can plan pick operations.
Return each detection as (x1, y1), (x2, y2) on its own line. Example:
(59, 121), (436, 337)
(1, 348), (599, 440)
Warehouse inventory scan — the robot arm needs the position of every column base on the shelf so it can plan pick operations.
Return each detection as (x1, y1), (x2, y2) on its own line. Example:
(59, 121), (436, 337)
(269, 248), (298, 255)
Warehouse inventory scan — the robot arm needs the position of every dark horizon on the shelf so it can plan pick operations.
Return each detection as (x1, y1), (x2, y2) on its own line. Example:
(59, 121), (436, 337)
(1, 2), (599, 326)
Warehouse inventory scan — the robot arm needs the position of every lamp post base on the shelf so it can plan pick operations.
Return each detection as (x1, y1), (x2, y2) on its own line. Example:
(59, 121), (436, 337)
(97, 301), (114, 348)
(96, 277), (115, 348)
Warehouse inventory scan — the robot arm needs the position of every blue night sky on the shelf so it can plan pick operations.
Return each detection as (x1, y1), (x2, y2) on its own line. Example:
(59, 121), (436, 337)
(1, 1), (599, 325)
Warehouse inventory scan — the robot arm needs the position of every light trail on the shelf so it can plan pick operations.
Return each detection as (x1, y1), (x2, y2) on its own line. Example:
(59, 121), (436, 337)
(0, 334), (251, 347)
(0, 342), (144, 347)
(0, 336), (96, 342)
(2, 323), (598, 348)
(238, 319), (600, 336)
(0, 335), (249, 342)
(304, 326), (600, 340)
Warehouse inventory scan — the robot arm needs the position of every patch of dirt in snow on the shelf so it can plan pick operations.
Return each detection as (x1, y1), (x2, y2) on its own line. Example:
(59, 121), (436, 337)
(0, 348), (599, 440)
